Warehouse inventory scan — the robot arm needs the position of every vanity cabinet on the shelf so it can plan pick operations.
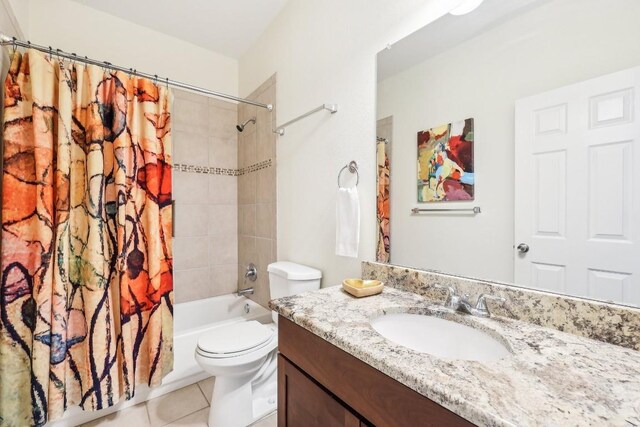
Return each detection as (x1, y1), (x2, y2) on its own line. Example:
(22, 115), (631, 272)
(277, 316), (474, 427)
(279, 355), (368, 426)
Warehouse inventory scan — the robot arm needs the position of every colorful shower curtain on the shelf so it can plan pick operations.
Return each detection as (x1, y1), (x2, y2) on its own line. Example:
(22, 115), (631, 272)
(0, 50), (174, 426)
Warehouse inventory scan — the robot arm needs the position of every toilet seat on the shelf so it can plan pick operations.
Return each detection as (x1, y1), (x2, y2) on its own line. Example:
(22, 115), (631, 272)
(196, 321), (276, 359)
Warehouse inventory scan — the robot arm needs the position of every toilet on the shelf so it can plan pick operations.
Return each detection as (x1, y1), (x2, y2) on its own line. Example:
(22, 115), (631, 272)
(195, 261), (321, 427)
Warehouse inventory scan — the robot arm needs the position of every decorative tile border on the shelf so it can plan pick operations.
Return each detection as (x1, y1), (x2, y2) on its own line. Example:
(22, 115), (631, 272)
(173, 158), (272, 176)
(239, 159), (272, 175)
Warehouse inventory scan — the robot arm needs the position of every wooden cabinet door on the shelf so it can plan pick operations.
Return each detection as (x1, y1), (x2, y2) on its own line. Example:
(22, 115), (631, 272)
(278, 355), (364, 427)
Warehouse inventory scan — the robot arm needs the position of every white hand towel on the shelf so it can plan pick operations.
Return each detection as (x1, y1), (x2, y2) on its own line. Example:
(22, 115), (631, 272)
(336, 186), (360, 258)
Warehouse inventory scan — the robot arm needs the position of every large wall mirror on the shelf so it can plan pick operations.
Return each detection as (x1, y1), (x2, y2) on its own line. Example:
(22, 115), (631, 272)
(376, 0), (640, 308)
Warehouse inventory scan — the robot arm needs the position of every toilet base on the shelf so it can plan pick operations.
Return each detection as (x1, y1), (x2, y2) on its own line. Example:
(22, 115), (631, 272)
(206, 354), (277, 427)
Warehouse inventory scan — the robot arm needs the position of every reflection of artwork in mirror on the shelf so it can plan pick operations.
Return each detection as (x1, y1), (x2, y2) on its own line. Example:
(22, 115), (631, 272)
(417, 118), (474, 202)
(376, 136), (390, 262)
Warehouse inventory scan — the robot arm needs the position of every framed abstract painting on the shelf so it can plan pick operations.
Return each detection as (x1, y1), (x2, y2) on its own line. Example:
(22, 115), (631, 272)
(417, 118), (474, 202)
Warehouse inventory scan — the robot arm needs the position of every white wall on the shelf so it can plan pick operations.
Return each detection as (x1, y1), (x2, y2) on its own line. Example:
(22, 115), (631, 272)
(377, 0), (640, 282)
(239, 0), (458, 287)
(5, 0), (28, 37)
(24, 0), (238, 96)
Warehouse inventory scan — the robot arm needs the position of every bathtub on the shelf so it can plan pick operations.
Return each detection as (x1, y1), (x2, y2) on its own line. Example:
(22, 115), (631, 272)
(49, 294), (272, 427)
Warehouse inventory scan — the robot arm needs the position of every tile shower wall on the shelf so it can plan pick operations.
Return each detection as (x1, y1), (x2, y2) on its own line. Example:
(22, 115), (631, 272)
(173, 89), (239, 303)
(238, 75), (277, 308)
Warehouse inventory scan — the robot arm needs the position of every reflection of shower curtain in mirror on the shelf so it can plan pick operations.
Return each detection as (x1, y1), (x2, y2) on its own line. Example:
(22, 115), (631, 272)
(376, 139), (390, 262)
(0, 50), (174, 426)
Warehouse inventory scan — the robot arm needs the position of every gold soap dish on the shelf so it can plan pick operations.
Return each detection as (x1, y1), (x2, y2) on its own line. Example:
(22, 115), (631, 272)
(342, 279), (384, 298)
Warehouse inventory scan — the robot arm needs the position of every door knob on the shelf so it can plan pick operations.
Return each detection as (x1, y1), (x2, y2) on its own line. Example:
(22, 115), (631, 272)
(517, 243), (529, 253)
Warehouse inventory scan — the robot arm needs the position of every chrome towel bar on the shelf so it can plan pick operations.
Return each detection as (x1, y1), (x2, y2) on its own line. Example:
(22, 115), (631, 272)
(274, 104), (338, 136)
(411, 206), (481, 214)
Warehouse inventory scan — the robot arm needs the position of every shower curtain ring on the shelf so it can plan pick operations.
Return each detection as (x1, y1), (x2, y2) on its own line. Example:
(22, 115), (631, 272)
(154, 74), (158, 85)
(70, 53), (77, 65)
(48, 46), (53, 60)
(11, 37), (16, 53)
(165, 77), (169, 89)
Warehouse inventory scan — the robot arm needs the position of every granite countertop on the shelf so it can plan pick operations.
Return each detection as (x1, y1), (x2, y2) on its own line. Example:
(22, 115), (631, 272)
(269, 286), (640, 427)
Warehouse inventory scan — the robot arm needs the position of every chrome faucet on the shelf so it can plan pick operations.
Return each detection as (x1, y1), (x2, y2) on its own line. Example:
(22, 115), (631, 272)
(237, 287), (255, 297)
(237, 263), (258, 297)
(245, 263), (257, 282)
(434, 284), (505, 317)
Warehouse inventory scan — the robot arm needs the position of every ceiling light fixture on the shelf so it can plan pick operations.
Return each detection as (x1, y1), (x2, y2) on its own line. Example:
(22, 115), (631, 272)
(449, 0), (484, 16)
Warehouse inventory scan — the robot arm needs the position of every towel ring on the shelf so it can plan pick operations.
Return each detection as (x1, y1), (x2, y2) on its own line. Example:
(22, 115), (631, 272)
(337, 161), (359, 188)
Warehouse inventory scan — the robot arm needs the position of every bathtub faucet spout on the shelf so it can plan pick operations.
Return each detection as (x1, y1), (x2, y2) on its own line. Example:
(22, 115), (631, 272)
(237, 287), (255, 297)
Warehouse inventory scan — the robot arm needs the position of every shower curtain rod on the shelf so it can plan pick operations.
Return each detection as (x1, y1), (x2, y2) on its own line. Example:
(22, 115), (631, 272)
(0, 33), (273, 111)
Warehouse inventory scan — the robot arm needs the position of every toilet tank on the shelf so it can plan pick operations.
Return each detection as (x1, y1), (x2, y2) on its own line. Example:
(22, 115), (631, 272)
(268, 261), (322, 299)
(268, 262), (322, 322)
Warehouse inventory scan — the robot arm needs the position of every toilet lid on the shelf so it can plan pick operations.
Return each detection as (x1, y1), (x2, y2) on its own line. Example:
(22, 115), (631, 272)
(197, 321), (274, 354)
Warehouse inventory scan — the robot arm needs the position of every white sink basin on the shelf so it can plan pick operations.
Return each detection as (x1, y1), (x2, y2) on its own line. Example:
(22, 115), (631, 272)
(370, 313), (511, 362)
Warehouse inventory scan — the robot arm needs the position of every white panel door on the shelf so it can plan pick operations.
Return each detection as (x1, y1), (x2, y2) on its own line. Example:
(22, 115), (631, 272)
(515, 67), (640, 306)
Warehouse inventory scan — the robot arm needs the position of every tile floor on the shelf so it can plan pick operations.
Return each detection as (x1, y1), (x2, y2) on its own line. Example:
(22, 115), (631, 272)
(81, 377), (276, 427)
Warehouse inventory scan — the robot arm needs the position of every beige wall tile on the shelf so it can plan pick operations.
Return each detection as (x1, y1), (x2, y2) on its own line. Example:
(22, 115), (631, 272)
(171, 90), (244, 304)
(173, 130), (208, 166)
(211, 264), (238, 296)
(208, 175), (237, 205)
(81, 403), (150, 427)
(256, 203), (275, 239)
(174, 268), (212, 304)
(256, 167), (276, 204)
(238, 128), (257, 168)
(209, 234), (237, 266)
(250, 237), (276, 307)
(238, 173), (256, 205)
(272, 239), (278, 262)
(235, 76), (277, 305)
(238, 103), (257, 126)
(254, 83), (275, 163)
(208, 97), (237, 112)
(171, 78), (278, 305)
(173, 88), (208, 104)
(238, 236), (257, 270)
(256, 114), (275, 163)
(173, 98), (209, 135)
(239, 204), (256, 236)
(208, 204), (237, 236)
(208, 105), (237, 142)
(174, 172), (208, 204)
(174, 204), (208, 238)
(173, 237), (208, 270)
(146, 384), (208, 427)
(208, 135), (237, 169)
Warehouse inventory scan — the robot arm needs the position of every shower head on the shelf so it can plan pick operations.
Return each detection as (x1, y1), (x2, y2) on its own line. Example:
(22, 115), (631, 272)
(236, 117), (256, 132)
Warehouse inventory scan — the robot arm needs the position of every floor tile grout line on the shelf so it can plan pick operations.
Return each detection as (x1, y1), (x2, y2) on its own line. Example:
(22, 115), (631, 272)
(158, 400), (209, 427)
(196, 380), (211, 405)
(142, 402), (152, 426)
